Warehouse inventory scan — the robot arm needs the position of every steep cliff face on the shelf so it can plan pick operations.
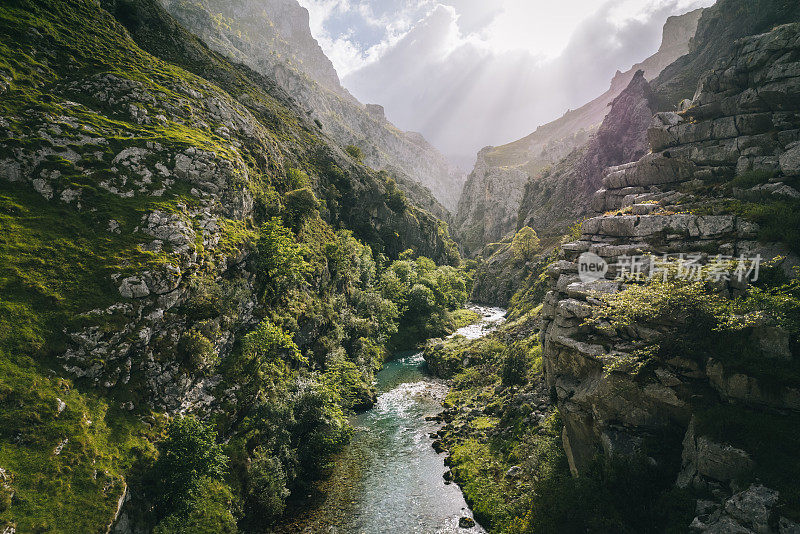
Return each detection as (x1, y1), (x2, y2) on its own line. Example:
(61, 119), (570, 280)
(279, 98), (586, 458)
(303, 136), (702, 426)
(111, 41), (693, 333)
(515, 71), (656, 238)
(652, 0), (800, 110)
(454, 9), (704, 254)
(541, 23), (800, 531)
(513, 0), (800, 246)
(164, 0), (344, 95)
(160, 0), (465, 214)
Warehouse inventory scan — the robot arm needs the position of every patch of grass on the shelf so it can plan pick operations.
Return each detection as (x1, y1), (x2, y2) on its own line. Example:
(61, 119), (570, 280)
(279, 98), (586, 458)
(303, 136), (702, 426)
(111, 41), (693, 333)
(450, 438), (521, 530)
(691, 198), (800, 254)
(728, 169), (774, 190)
(431, 319), (550, 532)
(737, 199), (800, 254)
(0, 353), (158, 533)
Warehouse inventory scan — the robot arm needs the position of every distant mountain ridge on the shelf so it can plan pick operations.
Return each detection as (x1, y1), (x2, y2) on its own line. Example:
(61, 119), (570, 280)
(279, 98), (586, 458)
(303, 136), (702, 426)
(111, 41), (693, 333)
(161, 0), (466, 214)
(454, 8), (704, 255)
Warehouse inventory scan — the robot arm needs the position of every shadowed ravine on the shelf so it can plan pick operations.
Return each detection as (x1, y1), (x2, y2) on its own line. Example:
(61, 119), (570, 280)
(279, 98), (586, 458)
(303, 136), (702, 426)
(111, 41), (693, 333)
(277, 305), (505, 533)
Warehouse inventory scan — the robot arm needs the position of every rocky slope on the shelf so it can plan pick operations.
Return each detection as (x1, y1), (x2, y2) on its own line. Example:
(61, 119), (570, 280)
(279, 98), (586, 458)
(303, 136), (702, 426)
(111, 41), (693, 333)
(466, 71), (656, 307)
(160, 0), (465, 214)
(423, 20), (800, 534)
(0, 0), (461, 531)
(652, 0), (800, 111)
(541, 22), (800, 532)
(454, 9), (704, 255)
(517, 70), (656, 238)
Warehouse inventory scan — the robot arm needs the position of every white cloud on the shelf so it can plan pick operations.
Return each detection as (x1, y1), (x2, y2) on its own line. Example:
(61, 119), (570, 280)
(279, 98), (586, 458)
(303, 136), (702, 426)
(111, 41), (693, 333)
(298, 0), (434, 75)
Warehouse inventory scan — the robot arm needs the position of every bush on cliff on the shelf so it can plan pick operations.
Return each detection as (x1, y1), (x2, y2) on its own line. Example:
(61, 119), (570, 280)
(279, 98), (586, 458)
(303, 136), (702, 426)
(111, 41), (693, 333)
(511, 226), (541, 264)
(255, 218), (311, 302)
(344, 144), (364, 162)
(154, 477), (238, 534)
(590, 270), (800, 384)
(151, 417), (229, 523)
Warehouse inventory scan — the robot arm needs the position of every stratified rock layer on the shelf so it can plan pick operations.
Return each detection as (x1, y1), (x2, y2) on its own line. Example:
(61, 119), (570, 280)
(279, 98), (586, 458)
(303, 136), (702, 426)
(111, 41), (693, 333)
(540, 23), (800, 533)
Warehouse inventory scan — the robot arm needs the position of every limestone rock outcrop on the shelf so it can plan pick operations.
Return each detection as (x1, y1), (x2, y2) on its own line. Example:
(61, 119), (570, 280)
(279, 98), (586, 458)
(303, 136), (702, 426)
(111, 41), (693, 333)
(539, 22), (800, 532)
(595, 23), (800, 215)
(515, 71), (656, 240)
(2, 0), (459, 411)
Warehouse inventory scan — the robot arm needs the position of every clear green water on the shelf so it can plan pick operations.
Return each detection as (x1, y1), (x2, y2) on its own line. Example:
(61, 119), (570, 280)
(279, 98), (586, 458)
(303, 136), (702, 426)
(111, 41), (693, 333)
(279, 306), (505, 533)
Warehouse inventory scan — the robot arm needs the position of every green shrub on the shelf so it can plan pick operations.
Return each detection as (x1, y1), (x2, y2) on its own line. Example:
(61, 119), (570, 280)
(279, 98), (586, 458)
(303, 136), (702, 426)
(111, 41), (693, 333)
(177, 330), (216, 373)
(152, 417), (228, 519)
(511, 226), (541, 263)
(728, 169), (774, 189)
(452, 308), (480, 329)
(591, 272), (800, 387)
(384, 179), (407, 213)
(738, 199), (800, 254)
(255, 218), (310, 301)
(501, 346), (529, 388)
(154, 477), (238, 534)
(241, 319), (303, 379)
(344, 144), (364, 162)
(291, 385), (351, 479)
(245, 452), (289, 523)
(283, 187), (319, 227)
(286, 168), (311, 189)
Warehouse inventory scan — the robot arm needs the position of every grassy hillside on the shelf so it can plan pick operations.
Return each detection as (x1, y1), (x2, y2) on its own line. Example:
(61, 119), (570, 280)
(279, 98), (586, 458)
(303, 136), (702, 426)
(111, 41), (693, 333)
(0, 0), (463, 531)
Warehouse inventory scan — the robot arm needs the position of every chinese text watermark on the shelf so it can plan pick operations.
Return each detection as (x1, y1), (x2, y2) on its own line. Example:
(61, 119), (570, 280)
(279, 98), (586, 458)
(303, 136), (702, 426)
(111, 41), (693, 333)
(578, 252), (761, 284)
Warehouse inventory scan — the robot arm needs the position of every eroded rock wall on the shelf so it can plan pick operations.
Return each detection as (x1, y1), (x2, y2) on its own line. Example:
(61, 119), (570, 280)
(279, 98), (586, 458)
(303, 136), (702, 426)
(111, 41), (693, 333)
(540, 23), (800, 533)
(455, 9), (704, 254)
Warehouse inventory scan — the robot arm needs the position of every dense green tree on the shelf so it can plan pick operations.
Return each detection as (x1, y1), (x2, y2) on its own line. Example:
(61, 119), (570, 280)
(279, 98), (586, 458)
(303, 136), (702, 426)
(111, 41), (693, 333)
(324, 230), (377, 291)
(291, 384), (351, 479)
(153, 417), (228, 518)
(240, 319), (304, 385)
(511, 226), (541, 263)
(245, 451), (289, 523)
(377, 255), (471, 347)
(154, 478), (238, 534)
(344, 144), (364, 162)
(284, 187), (319, 228)
(286, 167), (311, 189)
(255, 218), (310, 300)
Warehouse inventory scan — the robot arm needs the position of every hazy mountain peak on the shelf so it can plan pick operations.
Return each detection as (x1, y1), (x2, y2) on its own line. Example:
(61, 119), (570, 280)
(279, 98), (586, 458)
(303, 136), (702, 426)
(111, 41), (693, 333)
(160, 0), (465, 213)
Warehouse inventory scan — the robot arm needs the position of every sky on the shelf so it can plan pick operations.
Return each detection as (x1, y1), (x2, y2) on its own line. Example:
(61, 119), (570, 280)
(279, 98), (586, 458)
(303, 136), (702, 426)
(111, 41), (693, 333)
(298, 0), (716, 168)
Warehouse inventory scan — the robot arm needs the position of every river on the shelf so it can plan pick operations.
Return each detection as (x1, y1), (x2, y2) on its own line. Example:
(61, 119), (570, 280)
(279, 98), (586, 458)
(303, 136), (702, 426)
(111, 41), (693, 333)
(277, 304), (506, 533)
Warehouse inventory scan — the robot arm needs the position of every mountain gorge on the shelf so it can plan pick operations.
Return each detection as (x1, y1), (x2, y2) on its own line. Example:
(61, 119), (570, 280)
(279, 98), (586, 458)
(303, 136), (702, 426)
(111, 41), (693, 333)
(0, 0), (466, 531)
(424, 5), (800, 532)
(1, 0), (800, 533)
